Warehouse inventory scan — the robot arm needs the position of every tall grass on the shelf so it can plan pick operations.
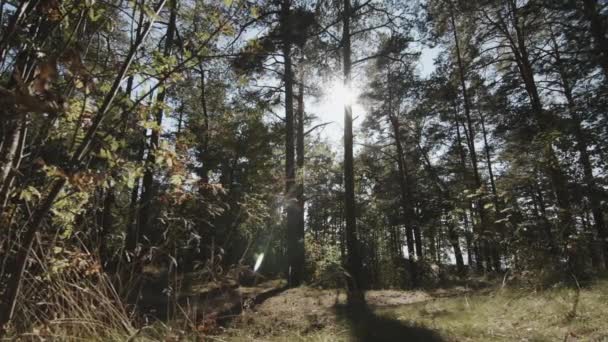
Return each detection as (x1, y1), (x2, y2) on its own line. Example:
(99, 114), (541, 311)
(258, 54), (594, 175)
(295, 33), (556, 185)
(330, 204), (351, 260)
(9, 242), (137, 341)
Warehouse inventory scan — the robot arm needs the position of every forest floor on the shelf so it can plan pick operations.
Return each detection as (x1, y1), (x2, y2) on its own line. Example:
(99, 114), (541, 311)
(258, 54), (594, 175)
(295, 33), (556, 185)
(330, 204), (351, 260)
(212, 280), (608, 342)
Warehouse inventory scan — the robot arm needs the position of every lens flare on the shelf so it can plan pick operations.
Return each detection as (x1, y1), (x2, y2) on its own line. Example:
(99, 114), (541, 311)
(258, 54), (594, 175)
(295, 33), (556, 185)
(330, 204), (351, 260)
(253, 253), (265, 272)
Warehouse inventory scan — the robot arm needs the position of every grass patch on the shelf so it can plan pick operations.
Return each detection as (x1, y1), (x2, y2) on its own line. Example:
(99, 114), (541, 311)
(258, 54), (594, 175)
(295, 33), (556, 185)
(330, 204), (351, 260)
(385, 280), (608, 341)
(221, 280), (608, 341)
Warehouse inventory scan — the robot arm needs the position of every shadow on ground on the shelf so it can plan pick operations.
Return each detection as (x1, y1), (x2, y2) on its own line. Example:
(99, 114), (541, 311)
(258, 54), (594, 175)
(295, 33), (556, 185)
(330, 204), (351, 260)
(335, 301), (444, 342)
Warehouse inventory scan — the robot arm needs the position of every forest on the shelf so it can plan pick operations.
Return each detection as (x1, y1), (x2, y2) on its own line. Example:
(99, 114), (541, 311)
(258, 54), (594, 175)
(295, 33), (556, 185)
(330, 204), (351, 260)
(0, 0), (607, 340)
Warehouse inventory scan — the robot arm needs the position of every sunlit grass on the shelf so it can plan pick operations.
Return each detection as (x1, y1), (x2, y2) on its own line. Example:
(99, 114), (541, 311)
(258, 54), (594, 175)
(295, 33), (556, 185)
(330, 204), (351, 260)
(386, 280), (608, 341)
(222, 280), (608, 342)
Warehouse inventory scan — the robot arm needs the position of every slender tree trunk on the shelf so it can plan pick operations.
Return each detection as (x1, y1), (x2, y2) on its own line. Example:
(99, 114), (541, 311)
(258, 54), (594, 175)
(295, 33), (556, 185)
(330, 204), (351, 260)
(100, 187), (115, 265)
(463, 212), (474, 268)
(342, 0), (363, 300)
(479, 113), (498, 206)
(0, 115), (26, 214)
(199, 65), (210, 183)
(138, 0), (177, 242)
(281, 0), (302, 286)
(295, 75), (306, 282)
(387, 69), (417, 261)
(533, 178), (558, 254)
(446, 212), (465, 275)
(455, 118), (485, 272)
(478, 112), (503, 271)
(450, 8), (500, 271)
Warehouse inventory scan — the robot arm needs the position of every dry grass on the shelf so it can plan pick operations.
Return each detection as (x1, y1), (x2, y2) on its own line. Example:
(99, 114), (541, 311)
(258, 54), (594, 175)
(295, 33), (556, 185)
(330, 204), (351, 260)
(8, 245), (138, 341)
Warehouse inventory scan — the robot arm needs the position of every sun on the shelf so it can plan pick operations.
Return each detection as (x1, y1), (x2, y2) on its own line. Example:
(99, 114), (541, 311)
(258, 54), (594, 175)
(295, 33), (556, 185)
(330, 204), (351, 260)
(306, 78), (365, 142)
(325, 79), (358, 107)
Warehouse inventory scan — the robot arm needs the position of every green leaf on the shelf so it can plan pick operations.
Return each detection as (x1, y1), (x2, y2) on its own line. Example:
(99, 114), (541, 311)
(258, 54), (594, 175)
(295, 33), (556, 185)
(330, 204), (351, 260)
(170, 174), (183, 186)
(20, 186), (41, 202)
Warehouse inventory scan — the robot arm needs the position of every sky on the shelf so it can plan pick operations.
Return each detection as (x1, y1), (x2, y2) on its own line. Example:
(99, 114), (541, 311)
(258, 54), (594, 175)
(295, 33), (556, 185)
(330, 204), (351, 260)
(307, 46), (441, 148)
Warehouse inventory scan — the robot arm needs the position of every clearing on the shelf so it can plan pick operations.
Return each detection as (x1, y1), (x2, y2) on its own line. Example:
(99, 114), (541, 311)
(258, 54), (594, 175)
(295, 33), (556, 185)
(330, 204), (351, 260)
(211, 280), (608, 342)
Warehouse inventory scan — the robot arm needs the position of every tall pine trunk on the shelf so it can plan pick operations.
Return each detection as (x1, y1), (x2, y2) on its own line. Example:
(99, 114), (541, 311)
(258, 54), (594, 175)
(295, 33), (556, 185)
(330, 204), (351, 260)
(343, 0), (363, 300)
(295, 75), (306, 282)
(281, 0), (302, 286)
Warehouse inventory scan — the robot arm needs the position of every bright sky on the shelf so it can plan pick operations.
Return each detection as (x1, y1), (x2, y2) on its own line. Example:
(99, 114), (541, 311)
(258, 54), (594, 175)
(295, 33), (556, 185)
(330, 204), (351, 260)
(307, 46), (441, 148)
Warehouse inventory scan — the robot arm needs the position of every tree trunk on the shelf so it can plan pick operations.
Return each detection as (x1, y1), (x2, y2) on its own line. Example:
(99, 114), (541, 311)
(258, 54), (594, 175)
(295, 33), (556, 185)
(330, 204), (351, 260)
(450, 7), (499, 271)
(343, 0), (363, 300)
(199, 65), (211, 183)
(0, 116), (26, 214)
(281, 0), (302, 287)
(455, 118), (485, 272)
(295, 75), (306, 282)
(138, 0), (177, 242)
(387, 69), (417, 262)
(446, 213), (465, 275)
(100, 188), (115, 266)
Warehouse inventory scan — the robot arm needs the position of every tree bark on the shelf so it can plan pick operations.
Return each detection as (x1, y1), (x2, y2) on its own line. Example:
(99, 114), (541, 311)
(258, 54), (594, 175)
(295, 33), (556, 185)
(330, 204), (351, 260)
(281, 0), (302, 287)
(446, 213), (465, 275)
(295, 74), (306, 282)
(138, 0), (177, 242)
(343, 0), (363, 300)
(455, 119), (486, 272)
(0, 115), (26, 214)
(199, 66), (211, 184)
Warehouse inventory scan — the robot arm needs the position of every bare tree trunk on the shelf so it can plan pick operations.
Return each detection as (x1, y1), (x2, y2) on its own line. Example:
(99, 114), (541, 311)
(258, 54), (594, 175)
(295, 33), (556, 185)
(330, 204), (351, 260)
(455, 118), (485, 272)
(281, 0), (302, 287)
(295, 74), (306, 282)
(138, 0), (177, 242)
(99, 187), (115, 265)
(386, 68), (417, 262)
(199, 66), (210, 184)
(343, 0), (363, 301)
(0, 115), (26, 214)
(446, 213), (465, 275)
